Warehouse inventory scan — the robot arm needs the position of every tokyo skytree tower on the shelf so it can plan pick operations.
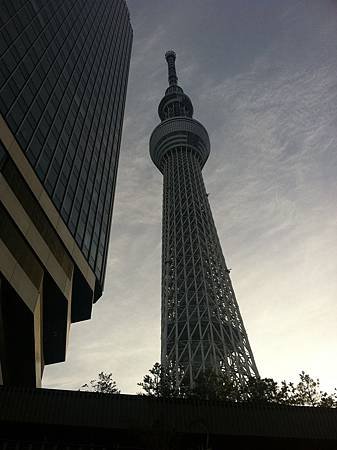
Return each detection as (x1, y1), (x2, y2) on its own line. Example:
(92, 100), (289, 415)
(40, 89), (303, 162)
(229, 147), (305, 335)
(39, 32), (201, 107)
(149, 51), (259, 388)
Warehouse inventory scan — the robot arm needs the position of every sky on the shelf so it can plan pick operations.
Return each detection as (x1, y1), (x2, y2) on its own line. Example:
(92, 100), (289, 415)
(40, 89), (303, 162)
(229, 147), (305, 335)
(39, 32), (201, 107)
(43, 0), (337, 393)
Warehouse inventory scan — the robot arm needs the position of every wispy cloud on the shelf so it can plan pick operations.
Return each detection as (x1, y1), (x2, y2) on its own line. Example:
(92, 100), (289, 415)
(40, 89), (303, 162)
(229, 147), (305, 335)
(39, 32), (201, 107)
(43, 0), (337, 393)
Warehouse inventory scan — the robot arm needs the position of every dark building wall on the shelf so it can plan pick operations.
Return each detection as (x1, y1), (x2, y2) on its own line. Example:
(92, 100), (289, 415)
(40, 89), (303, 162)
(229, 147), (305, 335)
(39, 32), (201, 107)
(0, 0), (132, 293)
(1, 386), (337, 450)
(0, 0), (132, 386)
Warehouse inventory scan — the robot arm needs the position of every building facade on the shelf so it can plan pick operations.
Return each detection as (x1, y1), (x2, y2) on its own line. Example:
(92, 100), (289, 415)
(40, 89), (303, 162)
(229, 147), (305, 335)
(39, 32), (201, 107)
(0, 0), (132, 386)
(150, 52), (258, 388)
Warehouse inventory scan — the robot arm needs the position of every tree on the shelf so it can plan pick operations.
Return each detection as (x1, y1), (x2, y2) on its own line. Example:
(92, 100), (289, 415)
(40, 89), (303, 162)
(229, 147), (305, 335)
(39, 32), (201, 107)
(189, 369), (240, 401)
(238, 376), (290, 404)
(238, 372), (337, 407)
(137, 362), (186, 398)
(138, 364), (240, 401)
(138, 364), (337, 408)
(289, 371), (337, 407)
(80, 371), (120, 394)
(83, 367), (337, 408)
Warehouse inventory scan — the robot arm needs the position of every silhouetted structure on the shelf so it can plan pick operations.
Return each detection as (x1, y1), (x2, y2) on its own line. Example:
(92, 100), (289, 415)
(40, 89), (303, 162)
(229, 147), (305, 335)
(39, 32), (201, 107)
(1, 386), (337, 449)
(150, 52), (258, 388)
(0, 0), (132, 386)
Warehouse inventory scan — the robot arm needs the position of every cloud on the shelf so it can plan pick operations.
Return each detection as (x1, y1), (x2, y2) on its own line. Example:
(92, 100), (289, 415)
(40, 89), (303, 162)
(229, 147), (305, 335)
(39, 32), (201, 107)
(43, 0), (337, 394)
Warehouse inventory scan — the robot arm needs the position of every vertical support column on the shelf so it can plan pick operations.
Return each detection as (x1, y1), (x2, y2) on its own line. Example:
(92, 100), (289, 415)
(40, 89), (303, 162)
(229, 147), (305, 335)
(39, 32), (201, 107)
(0, 274), (42, 387)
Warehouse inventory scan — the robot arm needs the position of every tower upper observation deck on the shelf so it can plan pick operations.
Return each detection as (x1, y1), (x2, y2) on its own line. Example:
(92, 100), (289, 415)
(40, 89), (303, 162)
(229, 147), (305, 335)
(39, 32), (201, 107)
(150, 52), (210, 172)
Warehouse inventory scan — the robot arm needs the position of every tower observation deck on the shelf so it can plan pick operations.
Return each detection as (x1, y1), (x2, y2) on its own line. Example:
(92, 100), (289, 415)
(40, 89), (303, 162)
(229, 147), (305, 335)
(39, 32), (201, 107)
(150, 51), (259, 388)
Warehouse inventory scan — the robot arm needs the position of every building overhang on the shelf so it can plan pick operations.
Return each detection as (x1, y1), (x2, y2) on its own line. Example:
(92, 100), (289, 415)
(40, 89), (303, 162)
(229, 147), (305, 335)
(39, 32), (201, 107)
(0, 113), (96, 385)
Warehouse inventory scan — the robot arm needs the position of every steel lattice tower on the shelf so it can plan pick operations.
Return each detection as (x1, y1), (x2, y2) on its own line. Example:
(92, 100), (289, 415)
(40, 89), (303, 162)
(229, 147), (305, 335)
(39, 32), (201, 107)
(150, 51), (259, 388)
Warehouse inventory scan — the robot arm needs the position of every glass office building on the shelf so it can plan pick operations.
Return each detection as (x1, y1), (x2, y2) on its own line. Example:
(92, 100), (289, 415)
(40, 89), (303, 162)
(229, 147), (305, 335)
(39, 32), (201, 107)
(0, 0), (132, 386)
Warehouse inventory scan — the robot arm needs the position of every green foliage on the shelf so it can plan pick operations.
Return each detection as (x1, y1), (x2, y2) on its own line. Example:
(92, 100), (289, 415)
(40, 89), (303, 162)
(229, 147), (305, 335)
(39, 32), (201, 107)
(238, 372), (337, 407)
(80, 371), (120, 394)
(189, 370), (240, 401)
(137, 363), (337, 408)
(289, 371), (337, 407)
(238, 377), (290, 404)
(137, 362), (185, 398)
(82, 367), (337, 408)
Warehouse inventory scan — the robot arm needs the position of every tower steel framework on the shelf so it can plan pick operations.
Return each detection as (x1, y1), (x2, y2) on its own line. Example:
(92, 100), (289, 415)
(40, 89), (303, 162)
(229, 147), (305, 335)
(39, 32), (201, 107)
(150, 51), (259, 388)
